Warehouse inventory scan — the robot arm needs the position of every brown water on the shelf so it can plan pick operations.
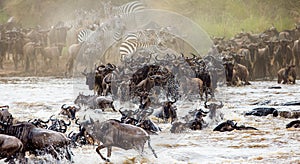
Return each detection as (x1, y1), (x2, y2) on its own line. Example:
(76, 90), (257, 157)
(0, 77), (299, 163)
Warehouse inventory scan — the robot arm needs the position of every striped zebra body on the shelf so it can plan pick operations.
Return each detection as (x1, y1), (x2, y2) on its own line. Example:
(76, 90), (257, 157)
(113, 1), (145, 17)
(77, 28), (93, 43)
(77, 22), (110, 43)
(119, 31), (157, 57)
(104, 1), (145, 19)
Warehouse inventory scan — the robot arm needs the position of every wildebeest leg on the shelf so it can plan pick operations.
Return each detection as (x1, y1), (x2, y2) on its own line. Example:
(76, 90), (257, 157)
(47, 145), (60, 160)
(96, 145), (109, 162)
(147, 138), (158, 158)
(65, 146), (73, 161)
(4, 156), (15, 164)
(17, 152), (27, 164)
(111, 102), (117, 112)
(107, 146), (112, 157)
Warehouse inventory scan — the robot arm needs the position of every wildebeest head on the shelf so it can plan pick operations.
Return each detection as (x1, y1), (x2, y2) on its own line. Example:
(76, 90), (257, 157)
(0, 107), (13, 125)
(60, 104), (80, 120)
(213, 120), (236, 132)
(82, 68), (95, 90)
(223, 61), (234, 85)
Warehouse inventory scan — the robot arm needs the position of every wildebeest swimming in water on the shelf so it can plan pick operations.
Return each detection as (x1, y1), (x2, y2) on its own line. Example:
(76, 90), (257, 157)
(0, 121), (73, 162)
(280, 101), (300, 106)
(245, 107), (278, 117)
(118, 109), (161, 135)
(286, 120), (300, 128)
(213, 120), (258, 132)
(170, 108), (209, 133)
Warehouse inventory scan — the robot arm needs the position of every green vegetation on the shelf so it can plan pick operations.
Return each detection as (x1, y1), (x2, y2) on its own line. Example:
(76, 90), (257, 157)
(158, 0), (300, 38)
(1, 0), (300, 38)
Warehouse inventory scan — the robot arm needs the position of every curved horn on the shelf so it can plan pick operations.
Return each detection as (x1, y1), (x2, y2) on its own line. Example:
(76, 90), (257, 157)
(155, 55), (164, 62)
(89, 117), (94, 124)
(169, 98), (177, 104)
(0, 105), (9, 109)
(63, 119), (71, 126)
(118, 109), (125, 116)
(190, 53), (197, 59)
(49, 115), (56, 121)
(68, 131), (74, 138)
(75, 118), (81, 125)
(39, 118), (50, 124)
(97, 65), (106, 72)
(61, 104), (68, 110)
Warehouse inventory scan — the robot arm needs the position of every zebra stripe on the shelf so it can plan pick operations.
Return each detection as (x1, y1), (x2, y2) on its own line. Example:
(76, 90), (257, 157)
(104, 1), (145, 18)
(77, 23), (110, 43)
(115, 1), (145, 16)
(119, 31), (157, 56)
(77, 29), (93, 43)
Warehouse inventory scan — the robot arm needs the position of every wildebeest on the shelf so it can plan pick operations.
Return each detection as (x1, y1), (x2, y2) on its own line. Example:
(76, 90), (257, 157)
(74, 93), (116, 111)
(213, 120), (258, 132)
(0, 134), (23, 163)
(189, 109), (208, 130)
(119, 109), (160, 134)
(279, 109), (300, 119)
(277, 65), (296, 84)
(28, 117), (49, 129)
(245, 107), (278, 117)
(181, 77), (204, 100)
(82, 63), (116, 95)
(0, 122), (73, 162)
(59, 104), (80, 120)
(47, 115), (71, 133)
(48, 21), (71, 56)
(286, 120), (300, 128)
(41, 46), (60, 72)
(0, 107), (13, 125)
(65, 43), (82, 77)
(292, 39), (300, 74)
(138, 91), (151, 110)
(170, 121), (189, 133)
(23, 42), (39, 74)
(154, 99), (177, 123)
(78, 118), (157, 162)
(223, 61), (250, 86)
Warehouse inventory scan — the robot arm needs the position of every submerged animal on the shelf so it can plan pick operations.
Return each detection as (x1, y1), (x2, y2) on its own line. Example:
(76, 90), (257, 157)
(213, 120), (258, 132)
(245, 107), (278, 117)
(286, 120), (300, 128)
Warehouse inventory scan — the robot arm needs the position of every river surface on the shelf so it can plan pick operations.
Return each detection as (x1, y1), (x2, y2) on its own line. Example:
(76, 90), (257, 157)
(0, 77), (299, 164)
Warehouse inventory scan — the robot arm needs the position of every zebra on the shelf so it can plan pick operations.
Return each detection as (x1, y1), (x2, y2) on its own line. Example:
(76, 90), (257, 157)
(119, 29), (166, 58)
(77, 28), (93, 43)
(103, 1), (145, 19)
(77, 18), (125, 43)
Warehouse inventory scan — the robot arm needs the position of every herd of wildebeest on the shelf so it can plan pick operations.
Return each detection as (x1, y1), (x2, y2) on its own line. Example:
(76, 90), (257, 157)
(1, 18), (300, 163)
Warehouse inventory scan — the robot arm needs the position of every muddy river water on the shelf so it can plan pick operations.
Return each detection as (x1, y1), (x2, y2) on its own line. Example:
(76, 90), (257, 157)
(0, 77), (299, 163)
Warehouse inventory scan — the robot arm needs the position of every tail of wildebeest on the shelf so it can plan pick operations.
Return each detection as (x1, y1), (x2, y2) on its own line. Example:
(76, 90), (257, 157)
(147, 136), (157, 158)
